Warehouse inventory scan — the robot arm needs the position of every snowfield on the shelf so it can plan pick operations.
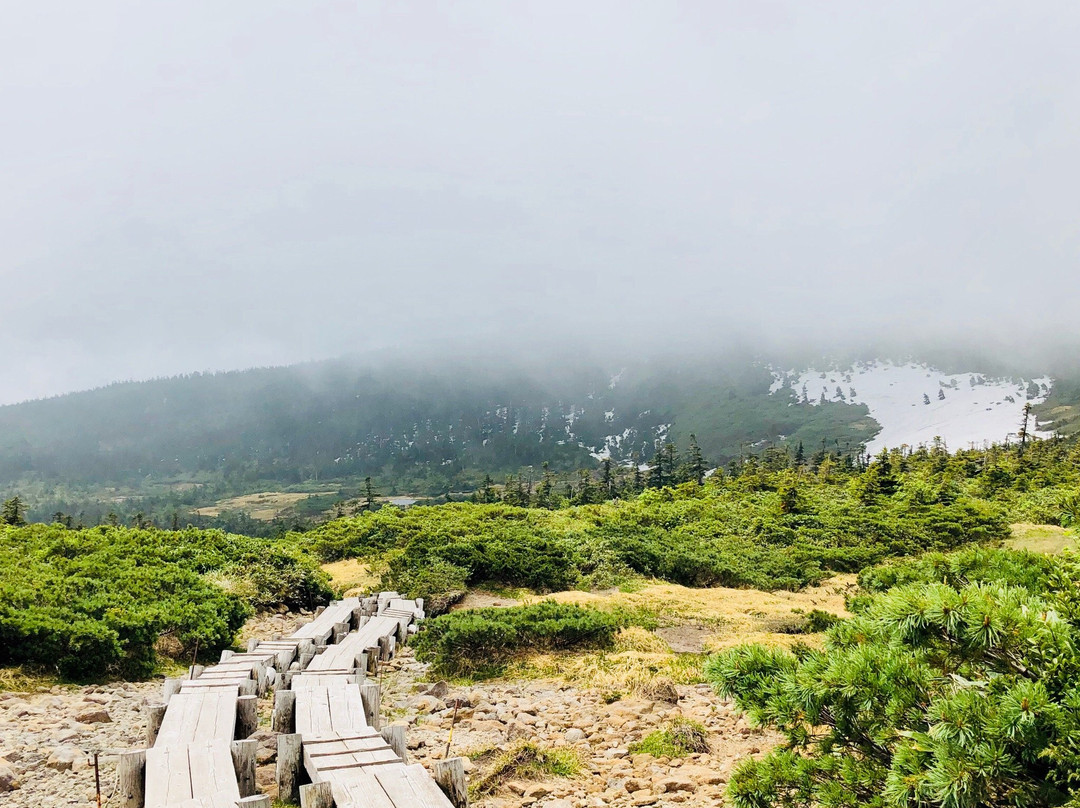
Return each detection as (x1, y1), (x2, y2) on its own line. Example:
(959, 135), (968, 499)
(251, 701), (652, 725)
(771, 361), (1052, 454)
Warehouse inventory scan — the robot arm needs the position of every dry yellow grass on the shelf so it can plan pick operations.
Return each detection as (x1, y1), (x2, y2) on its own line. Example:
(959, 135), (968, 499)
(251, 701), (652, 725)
(539, 575), (855, 651)
(321, 558), (380, 596)
(194, 490), (335, 520)
(1007, 523), (1078, 554)
(497, 578), (855, 693)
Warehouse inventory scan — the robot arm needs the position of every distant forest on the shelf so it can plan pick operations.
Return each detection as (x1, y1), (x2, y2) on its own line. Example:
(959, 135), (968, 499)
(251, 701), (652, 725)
(0, 353), (1074, 532)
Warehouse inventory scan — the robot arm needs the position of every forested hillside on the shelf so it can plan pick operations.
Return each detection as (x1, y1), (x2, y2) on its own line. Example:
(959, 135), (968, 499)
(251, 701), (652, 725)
(0, 355), (875, 513)
(0, 353), (1075, 529)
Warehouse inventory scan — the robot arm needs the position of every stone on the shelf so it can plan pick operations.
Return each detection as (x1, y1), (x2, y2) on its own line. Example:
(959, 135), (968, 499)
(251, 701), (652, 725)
(75, 708), (111, 724)
(46, 746), (83, 771)
(656, 775), (696, 793)
(523, 783), (552, 799)
(565, 728), (586, 743)
(426, 681), (450, 698)
(0, 760), (19, 793)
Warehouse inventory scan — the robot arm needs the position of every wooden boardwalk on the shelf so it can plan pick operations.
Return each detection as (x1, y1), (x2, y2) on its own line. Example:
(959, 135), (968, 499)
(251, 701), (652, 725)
(120, 592), (462, 808)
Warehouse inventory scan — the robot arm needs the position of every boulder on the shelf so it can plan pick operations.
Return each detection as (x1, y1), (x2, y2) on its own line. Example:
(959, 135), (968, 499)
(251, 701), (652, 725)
(0, 759), (19, 793)
(46, 746), (83, 771)
(75, 708), (111, 724)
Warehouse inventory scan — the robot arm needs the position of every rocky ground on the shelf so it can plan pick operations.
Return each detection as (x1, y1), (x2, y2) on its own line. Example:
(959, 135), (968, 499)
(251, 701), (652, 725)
(0, 608), (776, 807)
(0, 681), (158, 807)
(379, 647), (779, 808)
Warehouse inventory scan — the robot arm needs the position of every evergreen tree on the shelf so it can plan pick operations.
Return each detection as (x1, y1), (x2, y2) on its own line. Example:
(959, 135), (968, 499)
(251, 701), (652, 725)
(576, 469), (595, 504)
(631, 456), (644, 493)
(364, 476), (376, 511)
(685, 434), (706, 485)
(1, 496), (25, 526)
(600, 458), (614, 499)
(794, 441), (806, 466)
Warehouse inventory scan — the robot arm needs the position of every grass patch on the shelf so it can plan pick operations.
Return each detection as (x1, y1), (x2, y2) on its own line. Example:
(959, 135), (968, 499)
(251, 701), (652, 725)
(630, 717), (710, 758)
(1007, 522), (1078, 554)
(0, 665), (68, 693)
(505, 649), (706, 695)
(321, 557), (380, 596)
(471, 741), (583, 796)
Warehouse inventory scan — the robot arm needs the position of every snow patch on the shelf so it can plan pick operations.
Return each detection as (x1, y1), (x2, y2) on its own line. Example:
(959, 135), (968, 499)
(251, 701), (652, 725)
(774, 361), (1052, 453)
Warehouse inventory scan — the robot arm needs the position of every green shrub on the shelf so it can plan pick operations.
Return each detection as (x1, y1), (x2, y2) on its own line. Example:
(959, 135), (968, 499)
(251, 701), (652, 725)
(0, 524), (330, 680)
(706, 548), (1080, 808)
(471, 741), (582, 795)
(630, 717), (710, 757)
(413, 602), (625, 677)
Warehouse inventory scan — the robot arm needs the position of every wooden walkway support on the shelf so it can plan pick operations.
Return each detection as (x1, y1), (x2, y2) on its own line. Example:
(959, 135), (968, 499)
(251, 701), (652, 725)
(128, 593), (457, 808)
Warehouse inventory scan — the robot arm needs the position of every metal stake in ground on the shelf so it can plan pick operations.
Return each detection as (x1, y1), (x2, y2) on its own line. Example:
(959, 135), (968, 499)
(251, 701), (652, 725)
(189, 638), (200, 679)
(94, 751), (101, 808)
(443, 700), (460, 759)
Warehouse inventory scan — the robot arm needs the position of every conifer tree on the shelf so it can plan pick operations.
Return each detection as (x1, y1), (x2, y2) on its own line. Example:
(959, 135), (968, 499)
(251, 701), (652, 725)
(685, 434), (706, 485)
(600, 458), (614, 499)
(1, 496), (25, 526)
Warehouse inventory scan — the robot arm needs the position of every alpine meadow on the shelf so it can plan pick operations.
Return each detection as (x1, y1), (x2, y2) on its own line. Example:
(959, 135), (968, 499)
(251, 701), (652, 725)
(3, 3), (1080, 808)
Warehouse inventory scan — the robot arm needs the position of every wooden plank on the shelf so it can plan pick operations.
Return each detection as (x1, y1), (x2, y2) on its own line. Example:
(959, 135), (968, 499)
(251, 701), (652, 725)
(155, 692), (202, 747)
(305, 737), (388, 757)
(331, 686), (368, 734)
(374, 764), (455, 808)
(311, 748), (402, 770)
(188, 742), (241, 803)
(328, 767), (397, 808)
(165, 743), (193, 803)
(303, 730), (382, 745)
(144, 747), (171, 808)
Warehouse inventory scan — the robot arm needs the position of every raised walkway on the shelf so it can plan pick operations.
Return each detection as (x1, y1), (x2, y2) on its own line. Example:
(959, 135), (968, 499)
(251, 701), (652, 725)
(115, 593), (464, 808)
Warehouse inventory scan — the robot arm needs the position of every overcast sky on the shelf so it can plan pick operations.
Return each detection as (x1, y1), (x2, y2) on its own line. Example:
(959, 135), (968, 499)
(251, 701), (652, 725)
(1, 1), (1078, 403)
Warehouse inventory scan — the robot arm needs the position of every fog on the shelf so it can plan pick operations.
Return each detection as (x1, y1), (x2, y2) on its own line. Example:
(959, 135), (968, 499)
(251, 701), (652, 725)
(2, 1), (1078, 404)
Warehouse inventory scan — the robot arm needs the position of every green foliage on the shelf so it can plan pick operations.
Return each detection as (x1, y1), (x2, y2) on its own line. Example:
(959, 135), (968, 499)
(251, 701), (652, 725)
(413, 602), (625, 677)
(630, 717), (710, 757)
(306, 462), (1010, 598)
(707, 548), (1080, 808)
(471, 741), (583, 795)
(0, 524), (331, 679)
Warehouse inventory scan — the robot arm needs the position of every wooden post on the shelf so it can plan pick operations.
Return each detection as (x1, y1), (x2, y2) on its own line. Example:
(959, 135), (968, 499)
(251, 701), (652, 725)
(299, 781), (334, 808)
(299, 639), (315, 657)
(364, 647), (380, 674)
(378, 635), (392, 661)
(254, 662), (268, 696)
(313, 605), (326, 618)
(435, 758), (468, 808)
(357, 615), (371, 628)
(235, 694), (258, 739)
(416, 597), (425, 613)
(238, 679), (257, 698)
(236, 797), (271, 808)
(231, 739), (257, 797)
(281, 670), (294, 690)
(187, 664), (205, 680)
(273, 689), (296, 734)
(360, 681), (381, 729)
(277, 734), (303, 805)
(352, 606), (364, 627)
(145, 704), (167, 747)
(266, 666), (278, 691)
(220, 649), (235, 663)
(162, 678), (182, 704)
(246, 638), (260, 652)
(380, 724), (407, 762)
(116, 750), (145, 808)
(333, 621), (349, 643)
(299, 651), (316, 669)
(276, 648), (294, 670)
(353, 652), (368, 675)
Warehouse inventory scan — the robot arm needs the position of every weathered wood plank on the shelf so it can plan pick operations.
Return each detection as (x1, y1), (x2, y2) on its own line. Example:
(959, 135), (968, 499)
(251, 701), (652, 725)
(375, 763), (456, 808)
